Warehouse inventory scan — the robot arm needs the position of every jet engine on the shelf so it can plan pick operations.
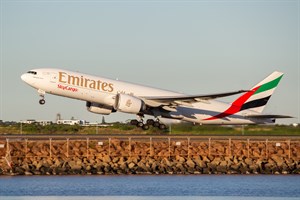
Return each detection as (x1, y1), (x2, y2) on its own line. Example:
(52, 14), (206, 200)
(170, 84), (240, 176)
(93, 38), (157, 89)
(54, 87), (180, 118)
(86, 102), (114, 115)
(114, 93), (146, 114)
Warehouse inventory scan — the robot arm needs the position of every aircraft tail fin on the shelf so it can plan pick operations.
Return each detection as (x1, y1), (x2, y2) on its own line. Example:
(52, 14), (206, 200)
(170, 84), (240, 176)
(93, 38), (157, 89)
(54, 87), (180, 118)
(231, 71), (284, 113)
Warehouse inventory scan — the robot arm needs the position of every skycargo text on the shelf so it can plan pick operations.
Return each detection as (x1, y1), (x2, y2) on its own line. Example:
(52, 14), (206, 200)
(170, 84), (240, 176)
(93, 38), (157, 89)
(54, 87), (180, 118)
(57, 84), (78, 92)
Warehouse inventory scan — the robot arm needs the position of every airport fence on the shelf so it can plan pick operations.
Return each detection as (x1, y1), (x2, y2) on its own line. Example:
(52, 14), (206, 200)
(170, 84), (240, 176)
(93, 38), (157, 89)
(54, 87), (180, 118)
(0, 137), (299, 160)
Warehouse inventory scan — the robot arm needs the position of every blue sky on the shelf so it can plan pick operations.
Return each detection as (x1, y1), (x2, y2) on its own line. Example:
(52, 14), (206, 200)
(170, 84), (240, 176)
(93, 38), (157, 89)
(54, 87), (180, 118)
(1, 0), (299, 124)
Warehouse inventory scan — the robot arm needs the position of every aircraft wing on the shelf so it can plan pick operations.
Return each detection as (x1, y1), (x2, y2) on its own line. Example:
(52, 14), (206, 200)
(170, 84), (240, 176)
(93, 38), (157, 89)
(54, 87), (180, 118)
(142, 90), (248, 108)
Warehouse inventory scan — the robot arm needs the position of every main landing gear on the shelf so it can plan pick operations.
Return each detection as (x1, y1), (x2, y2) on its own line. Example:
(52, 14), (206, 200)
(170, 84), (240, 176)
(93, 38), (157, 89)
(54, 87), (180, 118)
(130, 119), (167, 130)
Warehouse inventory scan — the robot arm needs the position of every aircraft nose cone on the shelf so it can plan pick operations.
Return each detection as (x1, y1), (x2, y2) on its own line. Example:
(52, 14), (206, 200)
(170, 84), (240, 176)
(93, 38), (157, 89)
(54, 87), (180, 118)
(21, 74), (27, 82)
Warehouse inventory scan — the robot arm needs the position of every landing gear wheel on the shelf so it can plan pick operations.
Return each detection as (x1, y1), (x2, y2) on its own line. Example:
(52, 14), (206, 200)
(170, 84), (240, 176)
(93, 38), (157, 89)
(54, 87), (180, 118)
(146, 119), (155, 126)
(39, 99), (45, 105)
(153, 121), (160, 127)
(137, 121), (144, 128)
(142, 124), (149, 130)
(159, 124), (167, 130)
(130, 119), (138, 126)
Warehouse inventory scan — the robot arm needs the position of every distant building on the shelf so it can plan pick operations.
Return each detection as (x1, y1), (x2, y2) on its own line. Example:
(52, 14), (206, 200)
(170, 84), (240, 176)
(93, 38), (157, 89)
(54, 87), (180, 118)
(82, 122), (113, 127)
(36, 120), (53, 126)
(57, 119), (85, 125)
(20, 119), (53, 126)
(0, 120), (17, 125)
(56, 113), (61, 121)
(21, 119), (36, 124)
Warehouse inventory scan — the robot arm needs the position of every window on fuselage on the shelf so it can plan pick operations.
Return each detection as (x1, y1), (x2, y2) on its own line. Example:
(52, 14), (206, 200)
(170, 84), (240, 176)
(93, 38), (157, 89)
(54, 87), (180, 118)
(27, 71), (37, 75)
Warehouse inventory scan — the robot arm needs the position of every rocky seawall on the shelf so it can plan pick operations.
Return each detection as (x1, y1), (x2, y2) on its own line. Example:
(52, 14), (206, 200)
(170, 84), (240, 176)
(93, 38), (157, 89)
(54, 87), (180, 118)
(0, 137), (299, 175)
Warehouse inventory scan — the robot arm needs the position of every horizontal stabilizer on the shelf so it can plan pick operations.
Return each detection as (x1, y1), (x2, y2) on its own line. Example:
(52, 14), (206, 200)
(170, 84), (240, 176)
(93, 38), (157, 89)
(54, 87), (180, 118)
(245, 114), (293, 119)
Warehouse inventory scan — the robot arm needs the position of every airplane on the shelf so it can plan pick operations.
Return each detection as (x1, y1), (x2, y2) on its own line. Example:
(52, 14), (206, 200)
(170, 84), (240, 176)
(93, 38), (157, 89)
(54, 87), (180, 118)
(21, 68), (292, 130)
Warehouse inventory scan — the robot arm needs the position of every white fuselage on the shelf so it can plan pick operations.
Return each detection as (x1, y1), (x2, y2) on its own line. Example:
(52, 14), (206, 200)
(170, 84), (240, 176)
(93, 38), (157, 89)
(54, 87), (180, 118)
(21, 68), (271, 125)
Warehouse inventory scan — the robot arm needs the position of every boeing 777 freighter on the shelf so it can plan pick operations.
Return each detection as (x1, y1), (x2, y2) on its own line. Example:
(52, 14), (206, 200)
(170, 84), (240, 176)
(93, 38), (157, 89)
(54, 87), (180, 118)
(21, 68), (291, 129)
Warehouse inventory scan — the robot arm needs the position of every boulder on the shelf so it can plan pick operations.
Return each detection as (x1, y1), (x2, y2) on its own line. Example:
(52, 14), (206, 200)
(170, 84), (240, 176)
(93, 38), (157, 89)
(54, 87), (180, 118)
(39, 166), (50, 175)
(176, 155), (186, 163)
(103, 164), (112, 173)
(119, 162), (128, 173)
(33, 170), (41, 175)
(271, 156), (284, 167)
(162, 158), (173, 167)
(158, 165), (166, 174)
(252, 151), (261, 157)
(202, 167), (210, 174)
(239, 165), (250, 174)
(68, 160), (81, 170)
(174, 163), (186, 173)
(249, 164), (259, 173)
(211, 157), (222, 166)
(186, 159), (195, 169)
(102, 155), (111, 163)
(244, 158), (254, 166)
(194, 159), (207, 168)
(202, 156), (211, 162)
(151, 161), (158, 172)
(261, 162), (273, 174)
(112, 157), (119, 163)
(216, 165), (227, 174)
(207, 163), (217, 173)
(127, 157), (138, 165)
(230, 164), (240, 171)
(128, 162), (136, 169)
(279, 161), (287, 170)
(14, 166), (25, 175)
(86, 165), (91, 171)
(21, 163), (30, 171)
(137, 162), (149, 172)
(25, 171), (33, 176)
(233, 156), (239, 164)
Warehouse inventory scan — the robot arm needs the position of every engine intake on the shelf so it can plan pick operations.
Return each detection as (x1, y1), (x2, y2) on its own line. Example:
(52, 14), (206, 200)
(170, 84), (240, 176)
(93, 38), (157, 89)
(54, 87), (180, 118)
(114, 93), (145, 114)
(86, 102), (113, 115)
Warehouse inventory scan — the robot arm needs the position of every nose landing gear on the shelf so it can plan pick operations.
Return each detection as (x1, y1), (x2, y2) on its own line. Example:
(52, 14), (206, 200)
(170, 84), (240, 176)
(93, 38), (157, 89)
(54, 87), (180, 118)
(39, 99), (45, 105)
(38, 89), (46, 105)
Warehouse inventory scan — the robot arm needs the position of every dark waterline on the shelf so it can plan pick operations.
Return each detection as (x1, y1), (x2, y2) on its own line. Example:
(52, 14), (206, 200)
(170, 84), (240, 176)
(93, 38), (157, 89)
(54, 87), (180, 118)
(0, 175), (299, 197)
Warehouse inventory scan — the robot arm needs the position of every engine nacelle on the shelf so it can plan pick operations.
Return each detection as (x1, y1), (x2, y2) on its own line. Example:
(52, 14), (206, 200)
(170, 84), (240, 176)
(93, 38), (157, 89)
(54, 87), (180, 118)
(86, 102), (113, 115)
(114, 93), (145, 114)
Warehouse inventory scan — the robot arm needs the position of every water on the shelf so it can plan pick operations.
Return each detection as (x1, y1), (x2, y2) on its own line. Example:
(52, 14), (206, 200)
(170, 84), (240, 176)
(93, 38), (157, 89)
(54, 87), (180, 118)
(0, 175), (300, 200)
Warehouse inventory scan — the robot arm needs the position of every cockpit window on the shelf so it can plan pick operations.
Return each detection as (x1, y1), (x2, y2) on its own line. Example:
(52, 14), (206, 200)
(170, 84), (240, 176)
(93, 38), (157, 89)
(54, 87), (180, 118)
(27, 71), (37, 75)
